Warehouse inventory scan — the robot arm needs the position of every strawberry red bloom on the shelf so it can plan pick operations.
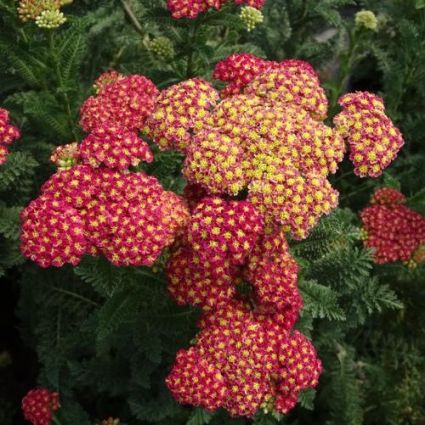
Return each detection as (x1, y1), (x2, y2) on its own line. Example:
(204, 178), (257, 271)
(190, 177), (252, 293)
(22, 388), (60, 425)
(334, 91), (404, 177)
(20, 195), (88, 268)
(21, 167), (189, 268)
(166, 0), (265, 19)
(0, 107), (20, 165)
(245, 229), (302, 317)
(80, 74), (158, 132)
(80, 124), (153, 169)
(93, 70), (123, 93)
(166, 347), (228, 410)
(370, 186), (406, 206)
(186, 197), (264, 265)
(167, 301), (321, 417)
(360, 188), (425, 264)
(167, 243), (238, 310)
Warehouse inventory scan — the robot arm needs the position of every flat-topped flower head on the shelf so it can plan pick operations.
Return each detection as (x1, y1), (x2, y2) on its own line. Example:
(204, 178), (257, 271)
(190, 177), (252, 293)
(166, 347), (228, 410)
(245, 229), (302, 316)
(167, 300), (321, 417)
(166, 243), (237, 310)
(213, 53), (273, 97)
(0, 107), (21, 165)
(93, 70), (123, 94)
(144, 78), (219, 152)
(334, 91), (404, 177)
(183, 128), (247, 195)
(245, 66), (328, 120)
(187, 197), (264, 265)
(21, 166), (189, 268)
(80, 124), (153, 169)
(80, 74), (158, 132)
(360, 192), (425, 265)
(370, 187), (406, 206)
(248, 164), (338, 240)
(20, 195), (88, 267)
(166, 0), (265, 19)
(22, 388), (60, 425)
(17, 0), (61, 22)
(277, 331), (322, 394)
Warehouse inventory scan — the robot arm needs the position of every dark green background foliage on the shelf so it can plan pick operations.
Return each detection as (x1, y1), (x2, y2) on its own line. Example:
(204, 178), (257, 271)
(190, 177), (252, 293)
(0, 0), (424, 424)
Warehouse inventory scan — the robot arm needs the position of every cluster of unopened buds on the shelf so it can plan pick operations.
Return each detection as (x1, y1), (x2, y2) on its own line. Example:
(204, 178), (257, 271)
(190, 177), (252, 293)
(167, 0), (265, 20)
(0, 108), (20, 165)
(21, 52), (405, 417)
(21, 388), (60, 425)
(360, 187), (425, 267)
(17, 0), (71, 29)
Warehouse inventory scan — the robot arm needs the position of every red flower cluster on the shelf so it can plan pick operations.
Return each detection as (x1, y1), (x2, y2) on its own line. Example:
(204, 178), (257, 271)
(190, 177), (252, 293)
(360, 188), (425, 265)
(167, 197), (263, 310)
(80, 73), (158, 132)
(144, 78), (218, 152)
(80, 124), (153, 169)
(370, 186), (406, 206)
(187, 197), (264, 265)
(166, 301), (321, 417)
(20, 166), (189, 267)
(213, 53), (276, 97)
(22, 388), (60, 425)
(0, 108), (20, 165)
(213, 54), (321, 103)
(142, 56), (349, 240)
(245, 230), (301, 316)
(165, 194), (318, 416)
(167, 0), (265, 19)
(334, 91), (404, 177)
(93, 70), (123, 93)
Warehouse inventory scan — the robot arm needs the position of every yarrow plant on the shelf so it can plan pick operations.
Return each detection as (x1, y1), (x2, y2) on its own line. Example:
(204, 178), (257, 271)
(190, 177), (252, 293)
(360, 187), (425, 267)
(20, 51), (405, 417)
(0, 107), (20, 165)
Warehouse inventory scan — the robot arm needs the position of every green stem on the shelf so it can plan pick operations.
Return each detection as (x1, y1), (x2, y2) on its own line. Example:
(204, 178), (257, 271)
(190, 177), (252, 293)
(48, 32), (79, 140)
(329, 27), (360, 111)
(52, 286), (99, 307)
(186, 21), (199, 78)
(332, 169), (354, 183)
(120, 0), (144, 36)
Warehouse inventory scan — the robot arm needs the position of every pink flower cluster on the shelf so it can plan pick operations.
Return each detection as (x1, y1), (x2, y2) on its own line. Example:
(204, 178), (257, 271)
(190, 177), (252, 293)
(21, 166), (189, 267)
(360, 188), (425, 266)
(80, 73), (158, 132)
(0, 108), (20, 165)
(80, 124), (153, 169)
(167, 0), (265, 19)
(21, 71), (195, 268)
(334, 92), (404, 177)
(166, 195), (319, 416)
(166, 300), (321, 417)
(22, 388), (60, 425)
